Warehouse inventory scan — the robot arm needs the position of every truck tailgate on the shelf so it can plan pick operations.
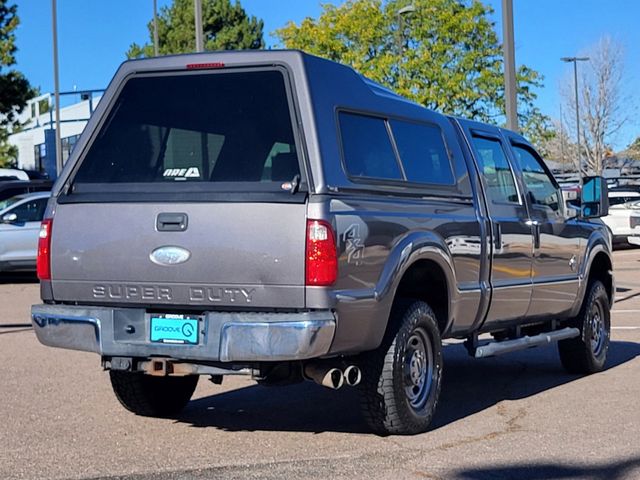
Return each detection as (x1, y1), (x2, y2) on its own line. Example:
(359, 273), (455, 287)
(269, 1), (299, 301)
(50, 202), (306, 308)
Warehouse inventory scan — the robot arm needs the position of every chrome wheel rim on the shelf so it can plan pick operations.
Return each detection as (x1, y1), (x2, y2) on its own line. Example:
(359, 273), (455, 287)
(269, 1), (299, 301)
(589, 302), (606, 357)
(403, 327), (434, 411)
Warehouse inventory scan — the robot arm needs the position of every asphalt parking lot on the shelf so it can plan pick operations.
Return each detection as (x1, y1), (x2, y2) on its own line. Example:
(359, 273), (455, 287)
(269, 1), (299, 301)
(1, 250), (639, 480)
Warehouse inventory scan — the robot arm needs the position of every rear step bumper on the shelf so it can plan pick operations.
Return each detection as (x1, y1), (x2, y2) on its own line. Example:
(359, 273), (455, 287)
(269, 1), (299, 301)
(31, 304), (336, 362)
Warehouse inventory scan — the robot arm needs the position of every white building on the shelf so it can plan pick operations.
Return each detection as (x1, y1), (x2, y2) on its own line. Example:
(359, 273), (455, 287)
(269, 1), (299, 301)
(8, 91), (102, 175)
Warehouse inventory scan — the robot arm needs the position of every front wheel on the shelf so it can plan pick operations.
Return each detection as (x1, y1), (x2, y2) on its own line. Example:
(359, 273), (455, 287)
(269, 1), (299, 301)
(109, 371), (199, 417)
(358, 299), (443, 435)
(558, 280), (611, 374)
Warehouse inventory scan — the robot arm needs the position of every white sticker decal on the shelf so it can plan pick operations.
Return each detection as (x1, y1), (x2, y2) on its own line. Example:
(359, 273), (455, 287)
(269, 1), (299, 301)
(163, 167), (201, 179)
(185, 167), (200, 178)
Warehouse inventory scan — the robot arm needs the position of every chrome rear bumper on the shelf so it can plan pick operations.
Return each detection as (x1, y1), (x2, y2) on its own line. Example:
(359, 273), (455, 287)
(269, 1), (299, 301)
(31, 304), (336, 362)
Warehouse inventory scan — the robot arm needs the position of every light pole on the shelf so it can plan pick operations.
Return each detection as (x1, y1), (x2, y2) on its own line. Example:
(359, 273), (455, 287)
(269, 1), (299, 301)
(396, 5), (416, 55)
(502, 0), (517, 132)
(194, 0), (203, 52)
(51, 0), (63, 176)
(560, 102), (566, 172)
(153, 0), (159, 56)
(561, 56), (589, 176)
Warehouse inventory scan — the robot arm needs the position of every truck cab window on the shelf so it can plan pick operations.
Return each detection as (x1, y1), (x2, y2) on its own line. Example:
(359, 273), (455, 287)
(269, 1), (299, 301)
(470, 135), (519, 204)
(512, 144), (561, 214)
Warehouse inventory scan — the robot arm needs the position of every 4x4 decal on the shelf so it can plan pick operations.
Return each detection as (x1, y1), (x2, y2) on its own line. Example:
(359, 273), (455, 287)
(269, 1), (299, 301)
(343, 223), (364, 266)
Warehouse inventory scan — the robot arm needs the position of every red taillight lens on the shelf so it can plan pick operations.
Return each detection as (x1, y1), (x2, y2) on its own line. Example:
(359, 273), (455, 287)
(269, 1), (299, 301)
(305, 219), (338, 286)
(186, 62), (225, 69)
(37, 219), (52, 280)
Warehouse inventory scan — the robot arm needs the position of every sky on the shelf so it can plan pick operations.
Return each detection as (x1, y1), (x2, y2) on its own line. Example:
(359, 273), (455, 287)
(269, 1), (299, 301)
(11, 0), (640, 149)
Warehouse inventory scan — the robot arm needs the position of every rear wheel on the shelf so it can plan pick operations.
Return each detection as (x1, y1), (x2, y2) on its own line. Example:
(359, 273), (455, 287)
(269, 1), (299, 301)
(109, 371), (198, 417)
(358, 299), (443, 435)
(558, 280), (610, 374)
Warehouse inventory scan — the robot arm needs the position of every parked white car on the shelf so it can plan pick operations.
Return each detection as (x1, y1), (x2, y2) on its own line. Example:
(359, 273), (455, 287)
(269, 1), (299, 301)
(0, 192), (51, 272)
(602, 190), (640, 247)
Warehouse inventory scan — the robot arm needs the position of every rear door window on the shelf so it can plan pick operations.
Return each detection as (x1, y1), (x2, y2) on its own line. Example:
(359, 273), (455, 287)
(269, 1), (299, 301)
(73, 70), (300, 190)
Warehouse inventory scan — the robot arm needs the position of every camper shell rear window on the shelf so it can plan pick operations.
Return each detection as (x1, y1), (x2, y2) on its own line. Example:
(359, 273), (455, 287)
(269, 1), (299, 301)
(70, 68), (303, 197)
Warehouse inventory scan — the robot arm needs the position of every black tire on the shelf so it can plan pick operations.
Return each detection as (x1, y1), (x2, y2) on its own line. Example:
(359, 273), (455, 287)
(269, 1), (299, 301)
(358, 299), (443, 435)
(558, 280), (610, 374)
(109, 371), (198, 417)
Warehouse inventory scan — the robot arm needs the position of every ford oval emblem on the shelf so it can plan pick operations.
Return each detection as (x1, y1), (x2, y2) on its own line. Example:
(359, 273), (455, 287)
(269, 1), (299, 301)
(150, 246), (191, 266)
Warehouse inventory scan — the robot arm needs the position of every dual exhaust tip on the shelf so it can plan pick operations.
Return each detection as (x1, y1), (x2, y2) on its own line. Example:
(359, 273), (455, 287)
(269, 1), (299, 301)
(304, 363), (362, 390)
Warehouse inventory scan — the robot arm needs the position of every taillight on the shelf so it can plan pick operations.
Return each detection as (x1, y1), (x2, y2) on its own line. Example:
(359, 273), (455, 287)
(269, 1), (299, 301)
(305, 219), (338, 286)
(186, 62), (225, 69)
(631, 216), (640, 229)
(37, 219), (53, 280)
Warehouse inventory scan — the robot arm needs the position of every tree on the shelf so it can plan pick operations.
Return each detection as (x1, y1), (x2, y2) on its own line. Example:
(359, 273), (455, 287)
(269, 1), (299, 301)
(127, 0), (264, 58)
(275, 0), (550, 147)
(0, 1), (35, 167)
(613, 136), (640, 167)
(561, 37), (630, 175)
(540, 120), (579, 172)
(627, 137), (640, 161)
(0, 128), (18, 168)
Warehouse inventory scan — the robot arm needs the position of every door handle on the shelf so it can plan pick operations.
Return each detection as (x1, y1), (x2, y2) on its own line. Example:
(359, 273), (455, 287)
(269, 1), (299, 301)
(156, 213), (188, 232)
(525, 219), (540, 249)
(494, 223), (502, 251)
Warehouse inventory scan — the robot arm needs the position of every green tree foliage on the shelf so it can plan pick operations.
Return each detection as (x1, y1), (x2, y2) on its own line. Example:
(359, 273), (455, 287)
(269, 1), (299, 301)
(276, 0), (551, 148)
(0, 128), (17, 168)
(127, 0), (264, 58)
(0, 1), (35, 167)
(626, 137), (640, 161)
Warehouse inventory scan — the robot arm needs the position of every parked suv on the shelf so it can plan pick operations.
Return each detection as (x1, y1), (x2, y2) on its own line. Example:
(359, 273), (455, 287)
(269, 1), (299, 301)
(32, 51), (613, 435)
(0, 192), (51, 272)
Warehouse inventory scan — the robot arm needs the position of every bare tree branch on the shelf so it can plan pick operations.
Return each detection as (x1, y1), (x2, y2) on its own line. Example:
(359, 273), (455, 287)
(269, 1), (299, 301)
(561, 36), (631, 174)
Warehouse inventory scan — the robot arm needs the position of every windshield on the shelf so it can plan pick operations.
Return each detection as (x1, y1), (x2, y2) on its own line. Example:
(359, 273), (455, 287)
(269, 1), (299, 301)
(72, 69), (300, 192)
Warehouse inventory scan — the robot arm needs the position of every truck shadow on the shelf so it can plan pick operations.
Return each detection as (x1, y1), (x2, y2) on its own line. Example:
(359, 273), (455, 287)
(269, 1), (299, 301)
(177, 340), (640, 434)
(431, 339), (639, 429)
(450, 455), (640, 479)
(180, 372), (367, 434)
(0, 272), (38, 284)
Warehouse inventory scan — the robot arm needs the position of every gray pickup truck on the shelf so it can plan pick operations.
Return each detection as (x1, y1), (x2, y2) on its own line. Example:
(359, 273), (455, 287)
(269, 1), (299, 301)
(32, 50), (613, 435)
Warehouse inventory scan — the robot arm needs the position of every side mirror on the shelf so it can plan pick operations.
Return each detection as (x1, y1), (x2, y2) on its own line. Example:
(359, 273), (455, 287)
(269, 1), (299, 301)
(1, 212), (18, 224)
(581, 176), (609, 218)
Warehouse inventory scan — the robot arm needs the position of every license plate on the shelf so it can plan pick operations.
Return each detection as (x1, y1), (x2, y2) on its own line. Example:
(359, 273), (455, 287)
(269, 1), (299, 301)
(150, 315), (199, 345)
